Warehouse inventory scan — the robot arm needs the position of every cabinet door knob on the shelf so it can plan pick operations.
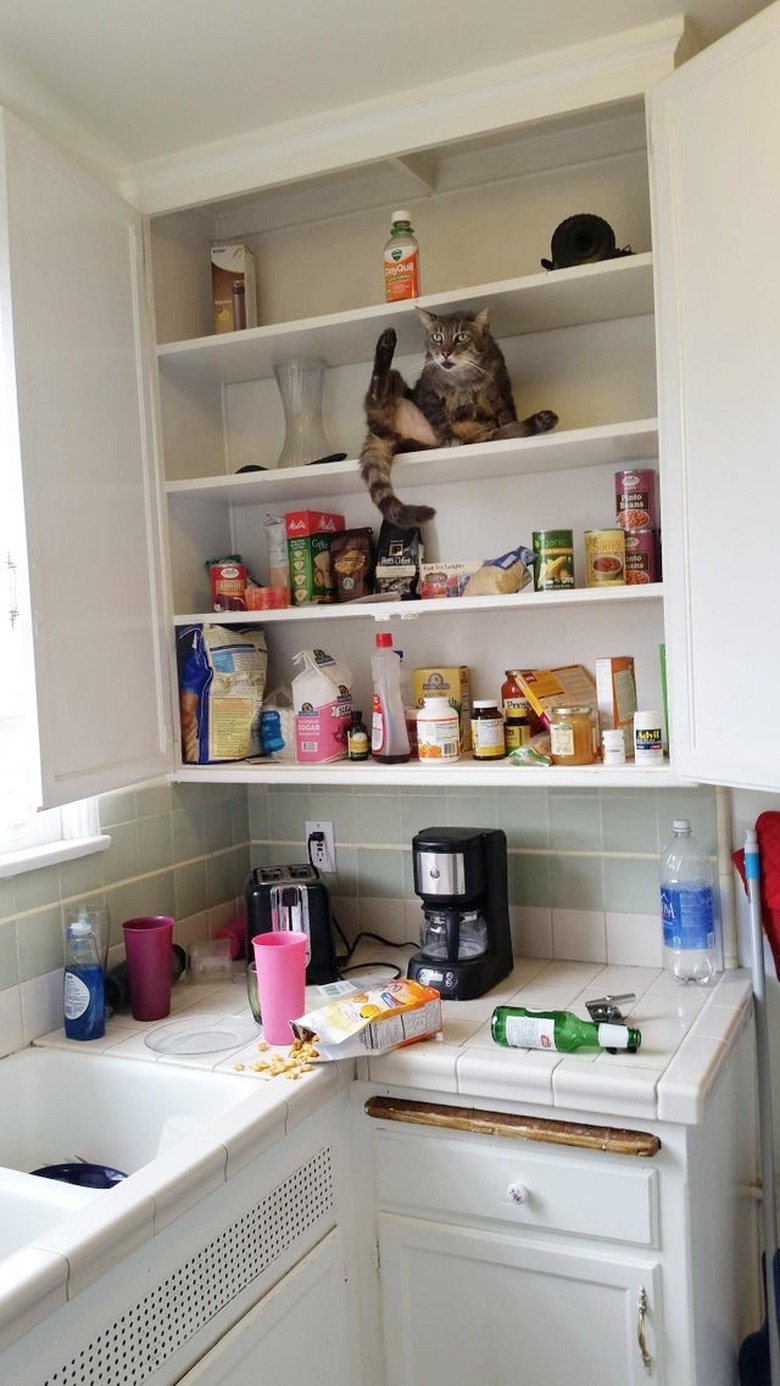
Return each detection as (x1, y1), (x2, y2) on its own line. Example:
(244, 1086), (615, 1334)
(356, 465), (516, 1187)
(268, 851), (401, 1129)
(507, 1182), (529, 1204)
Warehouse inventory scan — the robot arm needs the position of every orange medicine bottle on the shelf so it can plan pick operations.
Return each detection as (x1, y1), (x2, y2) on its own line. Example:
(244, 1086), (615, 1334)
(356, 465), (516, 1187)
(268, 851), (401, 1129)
(383, 211), (420, 302)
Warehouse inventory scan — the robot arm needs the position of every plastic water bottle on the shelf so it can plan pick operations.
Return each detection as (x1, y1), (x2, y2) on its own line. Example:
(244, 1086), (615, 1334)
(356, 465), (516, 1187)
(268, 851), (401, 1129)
(660, 818), (721, 985)
(371, 632), (410, 763)
(63, 920), (105, 1040)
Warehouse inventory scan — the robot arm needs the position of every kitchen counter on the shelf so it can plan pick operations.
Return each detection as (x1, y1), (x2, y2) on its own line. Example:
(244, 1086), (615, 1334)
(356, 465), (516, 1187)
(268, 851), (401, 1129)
(0, 952), (754, 1359)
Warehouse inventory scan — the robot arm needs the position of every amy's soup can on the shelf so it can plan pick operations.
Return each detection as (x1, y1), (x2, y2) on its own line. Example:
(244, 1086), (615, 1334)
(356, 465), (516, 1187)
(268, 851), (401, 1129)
(624, 528), (661, 585)
(584, 529), (626, 587)
(615, 468), (658, 531)
(532, 529), (574, 591)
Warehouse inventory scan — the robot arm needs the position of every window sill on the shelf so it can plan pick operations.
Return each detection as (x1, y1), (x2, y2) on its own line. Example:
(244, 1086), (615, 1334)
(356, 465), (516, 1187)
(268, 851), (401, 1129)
(0, 833), (112, 880)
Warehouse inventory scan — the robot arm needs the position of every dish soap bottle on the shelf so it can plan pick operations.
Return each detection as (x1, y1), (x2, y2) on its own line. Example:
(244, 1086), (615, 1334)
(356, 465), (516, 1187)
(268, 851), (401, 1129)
(660, 818), (721, 985)
(371, 632), (410, 763)
(491, 1005), (641, 1054)
(63, 920), (105, 1040)
(383, 210), (420, 302)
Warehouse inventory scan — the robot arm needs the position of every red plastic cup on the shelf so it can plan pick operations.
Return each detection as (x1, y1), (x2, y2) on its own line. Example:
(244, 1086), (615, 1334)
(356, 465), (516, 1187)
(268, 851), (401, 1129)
(252, 931), (307, 1046)
(122, 916), (175, 1021)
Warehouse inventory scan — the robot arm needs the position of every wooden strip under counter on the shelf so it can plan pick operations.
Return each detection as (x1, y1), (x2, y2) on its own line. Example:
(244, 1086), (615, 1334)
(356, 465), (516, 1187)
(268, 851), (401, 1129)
(364, 1096), (662, 1157)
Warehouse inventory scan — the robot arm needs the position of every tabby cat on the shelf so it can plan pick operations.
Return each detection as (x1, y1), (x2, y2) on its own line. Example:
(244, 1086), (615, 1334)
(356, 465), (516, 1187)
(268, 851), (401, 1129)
(359, 306), (558, 530)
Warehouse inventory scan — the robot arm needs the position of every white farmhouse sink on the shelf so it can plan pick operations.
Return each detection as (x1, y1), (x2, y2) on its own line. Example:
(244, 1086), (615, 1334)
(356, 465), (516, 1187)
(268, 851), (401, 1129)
(0, 1047), (252, 1177)
(0, 1165), (99, 1261)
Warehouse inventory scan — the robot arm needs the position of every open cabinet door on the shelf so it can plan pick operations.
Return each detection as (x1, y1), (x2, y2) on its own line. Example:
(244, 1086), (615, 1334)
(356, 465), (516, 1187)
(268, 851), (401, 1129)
(0, 110), (173, 807)
(651, 2), (780, 791)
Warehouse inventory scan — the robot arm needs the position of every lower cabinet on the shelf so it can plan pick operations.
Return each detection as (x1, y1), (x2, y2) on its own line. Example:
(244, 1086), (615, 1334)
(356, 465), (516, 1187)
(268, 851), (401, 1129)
(176, 1228), (357, 1386)
(378, 1213), (660, 1386)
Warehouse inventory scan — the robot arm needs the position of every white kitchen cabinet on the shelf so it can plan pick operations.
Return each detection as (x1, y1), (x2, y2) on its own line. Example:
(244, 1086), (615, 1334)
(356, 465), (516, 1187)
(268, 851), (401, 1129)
(148, 43), (680, 789)
(0, 109), (173, 808)
(651, 2), (780, 792)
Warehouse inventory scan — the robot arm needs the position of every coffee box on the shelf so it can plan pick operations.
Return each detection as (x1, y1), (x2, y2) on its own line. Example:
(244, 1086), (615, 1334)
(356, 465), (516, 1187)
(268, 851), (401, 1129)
(595, 655), (638, 757)
(413, 666), (472, 751)
(211, 243), (258, 334)
(285, 510), (345, 605)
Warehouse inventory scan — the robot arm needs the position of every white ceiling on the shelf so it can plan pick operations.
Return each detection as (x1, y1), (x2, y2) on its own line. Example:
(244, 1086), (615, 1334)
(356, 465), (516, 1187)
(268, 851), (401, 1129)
(0, 0), (771, 177)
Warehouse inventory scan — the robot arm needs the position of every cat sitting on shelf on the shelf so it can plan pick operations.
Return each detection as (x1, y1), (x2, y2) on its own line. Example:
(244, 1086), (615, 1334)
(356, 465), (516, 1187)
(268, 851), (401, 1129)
(359, 306), (558, 530)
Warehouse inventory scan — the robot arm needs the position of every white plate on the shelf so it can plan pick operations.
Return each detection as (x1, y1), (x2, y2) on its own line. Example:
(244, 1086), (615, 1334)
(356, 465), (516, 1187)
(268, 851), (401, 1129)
(144, 1016), (258, 1055)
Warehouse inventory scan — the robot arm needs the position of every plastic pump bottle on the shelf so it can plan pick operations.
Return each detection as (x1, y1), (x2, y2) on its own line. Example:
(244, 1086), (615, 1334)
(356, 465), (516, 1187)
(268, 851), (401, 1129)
(371, 632), (410, 763)
(63, 920), (105, 1040)
(660, 818), (722, 985)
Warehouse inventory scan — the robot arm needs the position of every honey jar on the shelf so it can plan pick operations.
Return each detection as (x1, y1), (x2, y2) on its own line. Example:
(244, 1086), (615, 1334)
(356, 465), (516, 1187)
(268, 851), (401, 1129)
(548, 704), (597, 766)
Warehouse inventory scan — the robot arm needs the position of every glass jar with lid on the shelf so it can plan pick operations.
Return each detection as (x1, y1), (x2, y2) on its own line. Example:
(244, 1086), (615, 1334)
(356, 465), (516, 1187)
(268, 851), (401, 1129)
(549, 705), (597, 766)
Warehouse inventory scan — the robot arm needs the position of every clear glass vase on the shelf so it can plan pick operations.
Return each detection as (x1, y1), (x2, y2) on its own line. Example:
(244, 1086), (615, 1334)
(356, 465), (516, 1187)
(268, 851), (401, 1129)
(273, 358), (333, 468)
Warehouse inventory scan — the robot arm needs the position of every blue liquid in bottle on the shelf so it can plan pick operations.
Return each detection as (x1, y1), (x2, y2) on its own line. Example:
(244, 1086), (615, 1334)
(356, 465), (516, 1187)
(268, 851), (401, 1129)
(63, 921), (105, 1040)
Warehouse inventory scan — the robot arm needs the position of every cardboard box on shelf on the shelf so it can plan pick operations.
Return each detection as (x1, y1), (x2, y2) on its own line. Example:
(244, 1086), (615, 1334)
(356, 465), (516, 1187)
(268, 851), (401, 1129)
(211, 243), (258, 334)
(285, 510), (345, 605)
(515, 665), (598, 729)
(595, 655), (638, 756)
(413, 666), (472, 751)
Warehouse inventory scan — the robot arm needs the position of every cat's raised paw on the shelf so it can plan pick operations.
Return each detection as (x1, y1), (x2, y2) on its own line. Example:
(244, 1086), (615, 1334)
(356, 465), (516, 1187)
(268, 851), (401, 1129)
(532, 410), (559, 434)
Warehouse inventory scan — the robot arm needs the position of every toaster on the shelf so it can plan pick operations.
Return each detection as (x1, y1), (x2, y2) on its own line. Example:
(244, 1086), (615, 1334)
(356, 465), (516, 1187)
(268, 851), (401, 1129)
(245, 864), (339, 984)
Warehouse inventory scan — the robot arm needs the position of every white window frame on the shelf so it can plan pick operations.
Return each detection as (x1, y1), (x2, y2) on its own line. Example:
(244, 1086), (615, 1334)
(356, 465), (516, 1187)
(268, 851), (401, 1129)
(0, 798), (110, 880)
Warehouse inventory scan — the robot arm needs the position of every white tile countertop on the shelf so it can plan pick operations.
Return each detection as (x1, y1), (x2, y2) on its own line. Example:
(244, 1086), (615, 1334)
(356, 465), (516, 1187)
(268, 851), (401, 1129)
(0, 951), (754, 1357)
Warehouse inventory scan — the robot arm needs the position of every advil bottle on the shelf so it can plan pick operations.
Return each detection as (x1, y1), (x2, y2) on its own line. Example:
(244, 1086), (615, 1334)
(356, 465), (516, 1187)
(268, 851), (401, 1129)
(383, 211), (420, 302)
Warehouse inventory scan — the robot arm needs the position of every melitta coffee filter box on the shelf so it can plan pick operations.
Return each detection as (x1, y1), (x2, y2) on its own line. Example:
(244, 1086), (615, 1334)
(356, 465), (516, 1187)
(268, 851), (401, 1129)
(290, 978), (442, 1060)
(211, 243), (258, 334)
(286, 510), (345, 605)
(413, 666), (471, 750)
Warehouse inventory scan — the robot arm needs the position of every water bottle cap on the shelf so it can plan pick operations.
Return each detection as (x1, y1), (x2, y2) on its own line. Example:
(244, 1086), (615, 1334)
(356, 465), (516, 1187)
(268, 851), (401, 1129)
(672, 819), (691, 832)
(67, 920), (92, 938)
(375, 631), (393, 648)
(392, 210), (411, 223)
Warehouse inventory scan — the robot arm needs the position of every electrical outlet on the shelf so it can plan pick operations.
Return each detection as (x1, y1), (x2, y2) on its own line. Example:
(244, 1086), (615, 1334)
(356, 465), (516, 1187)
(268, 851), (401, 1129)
(305, 820), (336, 873)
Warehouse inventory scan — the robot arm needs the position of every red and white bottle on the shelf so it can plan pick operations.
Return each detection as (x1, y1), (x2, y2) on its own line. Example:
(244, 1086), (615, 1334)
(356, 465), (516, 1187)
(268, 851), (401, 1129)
(383, 211), (420, 303)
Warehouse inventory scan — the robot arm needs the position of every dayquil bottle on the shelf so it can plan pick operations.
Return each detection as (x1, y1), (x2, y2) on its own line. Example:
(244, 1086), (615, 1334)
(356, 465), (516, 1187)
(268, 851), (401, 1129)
(371, 632), (410, 763)
(383, 211), (420, 302)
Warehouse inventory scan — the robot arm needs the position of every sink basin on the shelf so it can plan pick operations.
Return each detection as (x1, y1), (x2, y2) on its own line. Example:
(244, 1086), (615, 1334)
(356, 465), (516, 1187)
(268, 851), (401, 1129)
(0, 1047), (253, 1177)
(0, 1166), (99, 1261)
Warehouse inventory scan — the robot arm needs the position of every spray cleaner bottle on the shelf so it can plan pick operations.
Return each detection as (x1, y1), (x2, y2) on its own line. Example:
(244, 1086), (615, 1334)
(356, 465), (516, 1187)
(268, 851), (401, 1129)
(371, 632), (410, 763)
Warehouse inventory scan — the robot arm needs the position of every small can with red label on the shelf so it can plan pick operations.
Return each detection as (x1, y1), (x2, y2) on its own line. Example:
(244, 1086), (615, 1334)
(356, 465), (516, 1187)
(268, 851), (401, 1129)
(209, 561), (247, 611)
(615, 469), (658, 532)
(624, 528), (661, 585)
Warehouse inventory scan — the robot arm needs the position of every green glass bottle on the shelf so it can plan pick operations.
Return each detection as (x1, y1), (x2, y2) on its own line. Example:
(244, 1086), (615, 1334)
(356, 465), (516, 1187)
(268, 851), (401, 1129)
(491, 1006), (641, 1054)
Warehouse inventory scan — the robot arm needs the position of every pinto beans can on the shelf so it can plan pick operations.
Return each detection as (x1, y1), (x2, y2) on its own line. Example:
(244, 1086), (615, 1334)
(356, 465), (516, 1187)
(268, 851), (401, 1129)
(584, 529), (626, 587)
(624, 528), (661, 585)
(615, 469), (658, 531)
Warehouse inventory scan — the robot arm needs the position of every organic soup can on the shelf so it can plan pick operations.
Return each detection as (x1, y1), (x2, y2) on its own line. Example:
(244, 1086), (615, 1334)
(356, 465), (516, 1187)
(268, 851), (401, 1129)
(584, 529), (626, 587)
(532, 529), (574, 591)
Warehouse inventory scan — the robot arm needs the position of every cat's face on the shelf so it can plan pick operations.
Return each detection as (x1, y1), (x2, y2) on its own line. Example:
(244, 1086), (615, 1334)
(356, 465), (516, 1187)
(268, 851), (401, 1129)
(417, 307), (491, 374)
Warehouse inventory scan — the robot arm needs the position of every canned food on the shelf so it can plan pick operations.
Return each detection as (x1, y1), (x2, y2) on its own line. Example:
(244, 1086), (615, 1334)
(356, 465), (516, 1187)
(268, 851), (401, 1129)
(532, 530), (574, 591)
(584, 529), (626, 587)
(209, 561), (247, 611)
(615, 469), (658, 531)
(624, 528), (661, 585)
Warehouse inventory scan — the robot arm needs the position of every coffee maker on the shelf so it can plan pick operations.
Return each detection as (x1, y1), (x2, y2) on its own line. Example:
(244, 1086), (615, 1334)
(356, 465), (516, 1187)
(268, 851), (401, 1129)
(407, 827), (513, 1000)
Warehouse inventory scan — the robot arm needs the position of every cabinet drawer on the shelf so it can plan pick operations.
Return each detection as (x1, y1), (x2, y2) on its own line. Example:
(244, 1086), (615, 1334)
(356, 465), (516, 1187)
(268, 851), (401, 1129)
(372, 1124), (658, 1246)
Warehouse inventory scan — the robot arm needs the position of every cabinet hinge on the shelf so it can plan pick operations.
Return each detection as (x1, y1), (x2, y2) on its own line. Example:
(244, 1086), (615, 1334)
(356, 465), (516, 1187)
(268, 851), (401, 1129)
(372, 1239), (381, 1275)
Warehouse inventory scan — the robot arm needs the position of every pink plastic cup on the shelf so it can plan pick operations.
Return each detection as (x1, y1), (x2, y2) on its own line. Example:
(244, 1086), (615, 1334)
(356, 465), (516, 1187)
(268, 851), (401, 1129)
(252, 931), (308, 1046)
(122, 916), (175, 1021)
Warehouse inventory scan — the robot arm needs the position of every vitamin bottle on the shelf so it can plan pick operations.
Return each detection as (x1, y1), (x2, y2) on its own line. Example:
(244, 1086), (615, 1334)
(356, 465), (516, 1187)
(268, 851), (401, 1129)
(383, 211), (420, 303)
(371, 632), (410, 763)
(417, 697), (460, 763)
(491, 1005), (641, 1054)
(660, 819), (722, 985)
(471, 700), (506, 760)
(63, 920), (105, 1040)
(347, 709), (370, 761)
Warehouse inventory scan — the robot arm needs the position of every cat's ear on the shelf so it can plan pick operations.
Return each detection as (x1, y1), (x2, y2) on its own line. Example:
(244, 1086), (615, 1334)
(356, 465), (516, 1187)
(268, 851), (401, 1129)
(416, 307), (434, 330)
(474, 307), (491, 329)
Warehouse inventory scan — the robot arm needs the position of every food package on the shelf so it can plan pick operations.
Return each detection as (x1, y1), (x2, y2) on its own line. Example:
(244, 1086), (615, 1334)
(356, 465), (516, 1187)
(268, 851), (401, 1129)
(463, 545), (535, 597)
(419, 560), (482, 599)
(264, 514), (291, 597)
(595, 656), (637, 756)
(330, 527), (375, 601)
(290, 978), (442, 1060)
(291, 648), (352, 763)
(374, 520), (423, 597)
(413, 666), (472, 750)
(177, 624), (267, 763)
(515, 665), (598, 730)
(211, 243), (258, 333)
(286, 510), (345, 605)
(260, 686), (296, 760)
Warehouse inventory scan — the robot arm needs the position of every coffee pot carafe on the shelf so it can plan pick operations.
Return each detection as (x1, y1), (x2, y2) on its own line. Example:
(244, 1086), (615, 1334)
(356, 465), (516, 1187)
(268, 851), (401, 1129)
(407, 827), (513, 1001)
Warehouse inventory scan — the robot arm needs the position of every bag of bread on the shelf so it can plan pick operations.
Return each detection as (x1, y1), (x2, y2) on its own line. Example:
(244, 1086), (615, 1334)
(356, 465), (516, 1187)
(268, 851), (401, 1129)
(463, 545), (535, 596)
(177, 624), (267, 763)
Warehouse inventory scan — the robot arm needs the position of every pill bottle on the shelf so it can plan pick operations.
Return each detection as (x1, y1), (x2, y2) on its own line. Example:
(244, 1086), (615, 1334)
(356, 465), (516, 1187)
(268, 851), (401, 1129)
(602, 727), (627, 766)
(471, 700), (506, 760)
(383, 211), (420, 303)
(549, 705), (597, 766)
(504, 706), (531, 753)
(633, 710), (664, 767)
(347, 709), (370, 761)
(417, 697), (460, 763)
